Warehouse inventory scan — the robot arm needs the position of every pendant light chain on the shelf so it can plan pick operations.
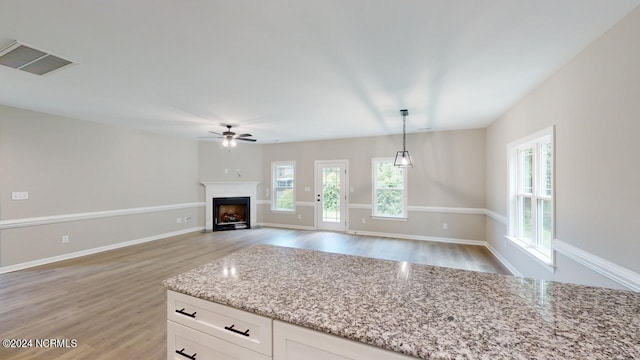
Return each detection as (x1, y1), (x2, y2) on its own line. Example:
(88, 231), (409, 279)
(403, 111), (407, 152)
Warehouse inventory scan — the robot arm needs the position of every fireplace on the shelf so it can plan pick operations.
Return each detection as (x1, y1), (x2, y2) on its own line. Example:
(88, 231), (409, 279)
(213, 197), (250, 231)
(202, 182), (259, 232)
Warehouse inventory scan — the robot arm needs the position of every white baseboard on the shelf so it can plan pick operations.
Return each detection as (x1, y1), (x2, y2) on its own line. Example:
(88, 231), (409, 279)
(346, 229), (485, 246)
(554, 239), (640, 292)
(485, 243), (523, 277)
(0, 227), (204, 274)
(258, 223), (316, 231)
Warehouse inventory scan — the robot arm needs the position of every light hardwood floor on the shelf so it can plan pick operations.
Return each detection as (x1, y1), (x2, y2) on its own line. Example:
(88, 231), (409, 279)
(0, 227), (509, 360)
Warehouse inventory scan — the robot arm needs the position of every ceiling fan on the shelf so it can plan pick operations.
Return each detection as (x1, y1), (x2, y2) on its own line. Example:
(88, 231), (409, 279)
(206, 125), (257, 149)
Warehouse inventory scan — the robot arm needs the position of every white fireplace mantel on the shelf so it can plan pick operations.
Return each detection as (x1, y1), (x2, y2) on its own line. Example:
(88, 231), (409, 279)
(202, 182), (260, 231)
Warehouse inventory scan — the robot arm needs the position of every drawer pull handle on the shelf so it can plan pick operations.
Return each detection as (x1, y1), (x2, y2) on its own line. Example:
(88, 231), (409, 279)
(176, 348), (197, 360)
(224, 324), (250, 337)
(175, 308), (197, 318)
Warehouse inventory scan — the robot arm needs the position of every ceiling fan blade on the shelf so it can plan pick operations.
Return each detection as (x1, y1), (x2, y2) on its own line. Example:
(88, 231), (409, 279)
(237, 138), (257, 142)
(208, 131), (223, 136)
(236, 133), (252, 138)
(197, 136), (223, 139)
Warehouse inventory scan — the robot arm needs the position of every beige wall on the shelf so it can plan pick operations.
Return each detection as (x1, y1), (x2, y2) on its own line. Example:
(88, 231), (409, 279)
(198, 141), (263, 183)
(0, 105), (202, 267)
(198, 140), (264, 213)
(486, 6), (640, 288)
(260, 129), (486, 240)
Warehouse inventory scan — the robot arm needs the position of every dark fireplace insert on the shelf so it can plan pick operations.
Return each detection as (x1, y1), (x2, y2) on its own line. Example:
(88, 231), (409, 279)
(213, 197), (250, 231)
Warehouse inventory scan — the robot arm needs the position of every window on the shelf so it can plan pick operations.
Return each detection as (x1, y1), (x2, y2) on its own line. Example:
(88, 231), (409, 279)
(508, 127), (554, 265)
(372, 158), (407, 218)
(272, 162), (295, 212)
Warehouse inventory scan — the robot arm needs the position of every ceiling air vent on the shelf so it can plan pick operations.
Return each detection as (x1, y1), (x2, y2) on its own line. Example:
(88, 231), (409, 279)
(0, 41), (73, 75)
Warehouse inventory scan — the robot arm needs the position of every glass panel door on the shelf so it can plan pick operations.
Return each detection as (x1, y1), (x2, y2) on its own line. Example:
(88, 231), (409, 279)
(315, 161), (347, 231)
(322, 167), (341, 223)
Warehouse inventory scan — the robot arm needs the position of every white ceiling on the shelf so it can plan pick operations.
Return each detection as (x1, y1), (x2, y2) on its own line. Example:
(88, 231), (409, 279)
(0, 1), (638, 143)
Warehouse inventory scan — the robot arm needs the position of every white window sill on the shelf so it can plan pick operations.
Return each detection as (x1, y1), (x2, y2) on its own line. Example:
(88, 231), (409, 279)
(505, 235), (556, 273)
(371, 216), (408, 221)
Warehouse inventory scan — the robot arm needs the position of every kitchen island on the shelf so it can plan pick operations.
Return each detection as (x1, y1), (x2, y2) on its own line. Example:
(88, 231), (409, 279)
(163, 244), (639, 359)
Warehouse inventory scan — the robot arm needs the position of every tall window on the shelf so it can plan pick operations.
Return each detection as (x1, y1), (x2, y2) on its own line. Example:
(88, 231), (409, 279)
(272, 162), (295, 212)
(372, 158), (407, 218)
(508, 127), (554, 264)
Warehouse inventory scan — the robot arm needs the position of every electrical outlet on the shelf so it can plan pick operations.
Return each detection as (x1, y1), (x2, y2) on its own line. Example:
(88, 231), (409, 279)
(361, 218), (366, 224)
(443, 223), (448, 230)
(297, 214), (302, 220)
(62, 235), (69, 243)
(176, 217), (182, 224)
(11, 191), (29, 200)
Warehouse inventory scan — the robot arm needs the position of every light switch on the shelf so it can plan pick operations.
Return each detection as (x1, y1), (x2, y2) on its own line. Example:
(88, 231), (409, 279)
(12, 191), (29, 200)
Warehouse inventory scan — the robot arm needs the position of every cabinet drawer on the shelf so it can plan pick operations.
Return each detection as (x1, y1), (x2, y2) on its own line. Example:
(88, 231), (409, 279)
(167, 290), (272, 356)
(168, 321), (271, 360)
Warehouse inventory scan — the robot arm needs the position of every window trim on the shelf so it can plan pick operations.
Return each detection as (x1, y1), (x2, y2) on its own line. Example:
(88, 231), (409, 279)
(507, 126), (555, 270)
(371, 157), (408, 219)
(271, 161), (296, 212)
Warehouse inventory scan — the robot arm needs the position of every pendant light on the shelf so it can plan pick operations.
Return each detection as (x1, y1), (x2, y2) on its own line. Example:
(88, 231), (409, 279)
(394, 109), (413, 167)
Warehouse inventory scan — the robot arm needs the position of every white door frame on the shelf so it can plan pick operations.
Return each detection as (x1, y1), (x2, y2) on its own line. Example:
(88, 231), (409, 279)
(314, 160), (349, 231)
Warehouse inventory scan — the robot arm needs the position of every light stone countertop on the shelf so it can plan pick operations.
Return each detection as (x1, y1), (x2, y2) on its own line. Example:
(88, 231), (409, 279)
(163, 244), (640, 359)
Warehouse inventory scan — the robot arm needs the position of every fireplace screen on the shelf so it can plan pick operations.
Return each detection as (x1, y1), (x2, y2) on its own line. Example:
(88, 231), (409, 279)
(213, 197), (250, 231)
(219, 204), (246, 223)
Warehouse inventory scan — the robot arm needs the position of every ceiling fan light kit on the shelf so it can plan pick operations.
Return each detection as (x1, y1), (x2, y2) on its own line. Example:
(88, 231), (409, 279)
(221, 137), (237, 148)
(394, 109), (413, 168)
(207, 125), (256, 151)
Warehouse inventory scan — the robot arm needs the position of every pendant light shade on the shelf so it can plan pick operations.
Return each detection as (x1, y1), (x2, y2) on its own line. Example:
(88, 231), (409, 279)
(394, 150), (413, 167)
(394, 109), (413, 167)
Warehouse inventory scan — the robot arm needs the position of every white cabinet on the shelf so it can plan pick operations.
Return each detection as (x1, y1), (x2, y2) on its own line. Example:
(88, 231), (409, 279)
(167, 290), (272, 360)
(167, 291), (416, 360)
(273, 321), (416, 360)
(168, 322), (270, 360)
